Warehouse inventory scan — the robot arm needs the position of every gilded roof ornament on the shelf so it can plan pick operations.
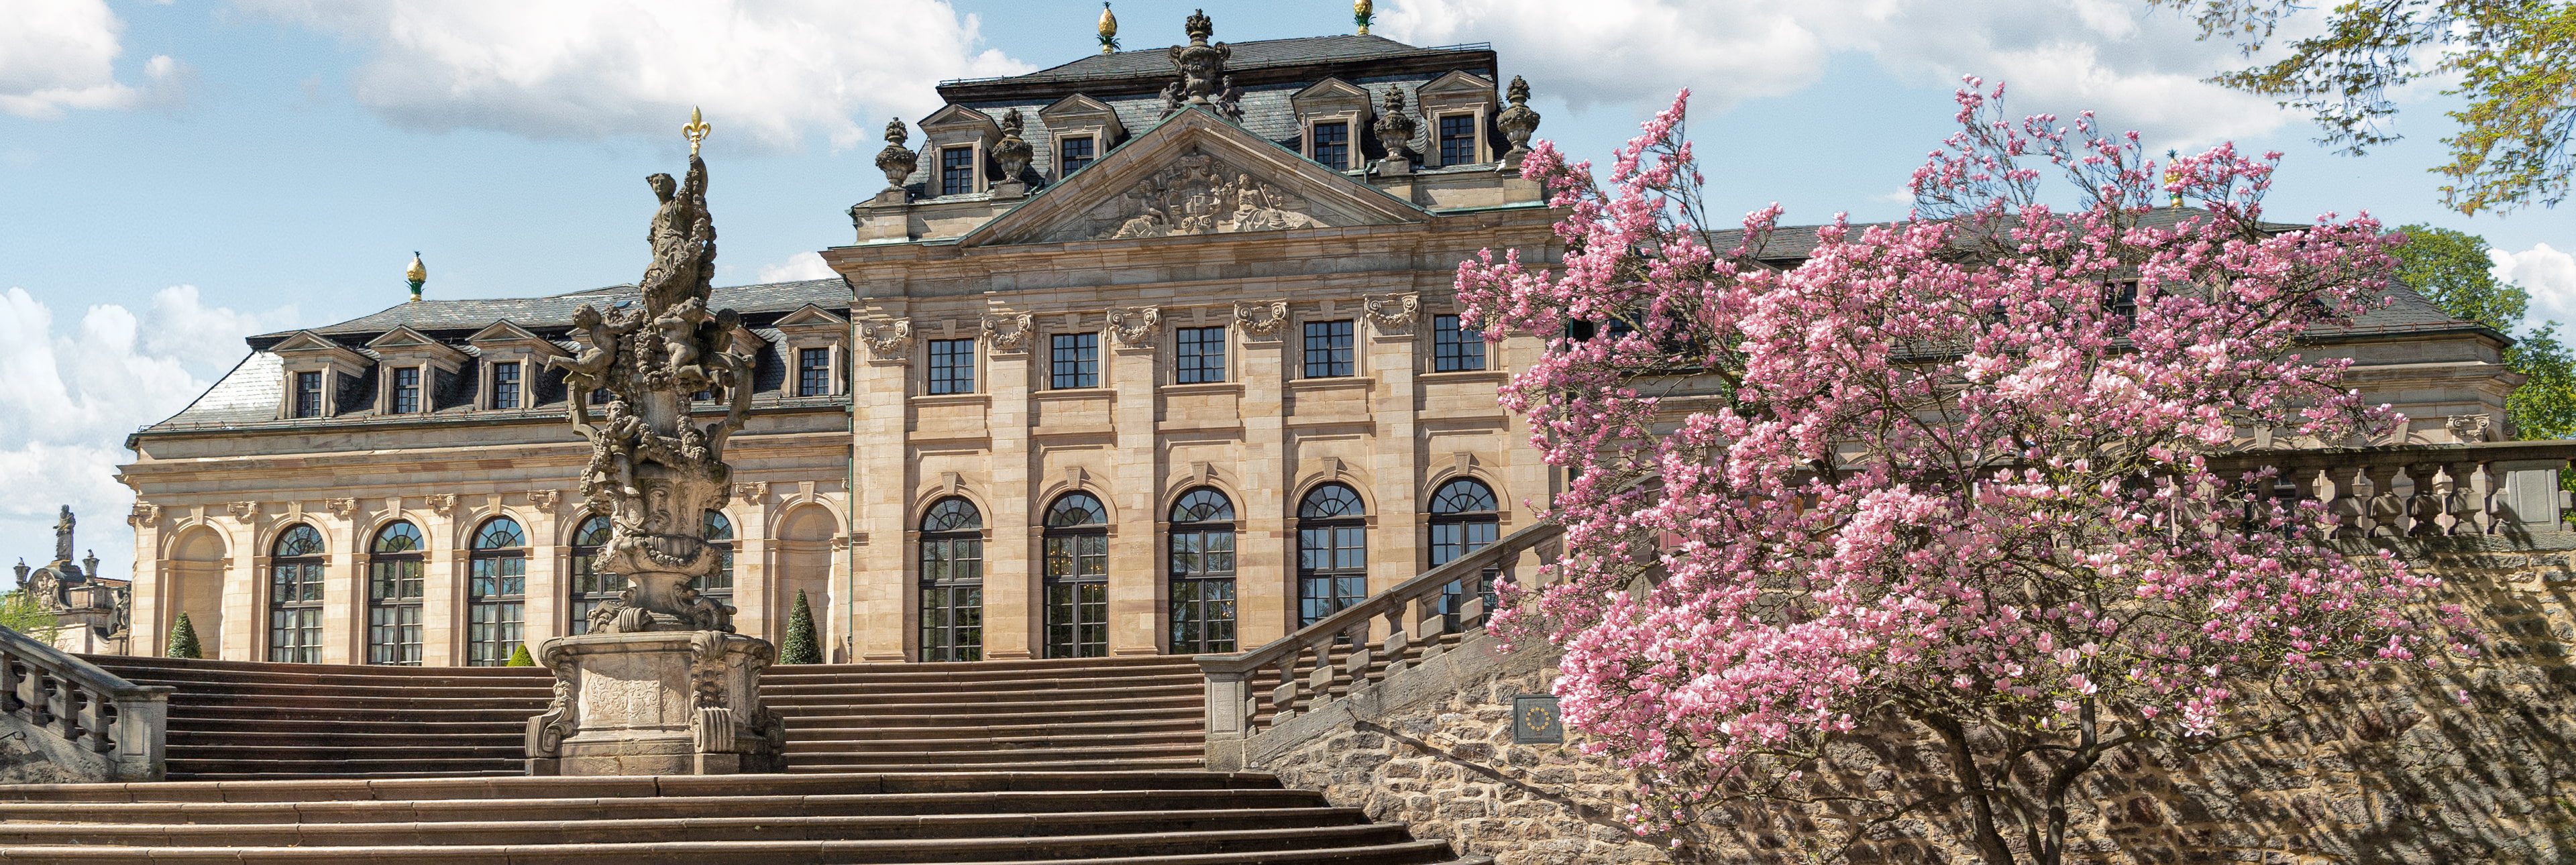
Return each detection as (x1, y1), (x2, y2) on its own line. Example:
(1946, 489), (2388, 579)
(683, 106), (710, 157)
(1097, 2), (1119, 54)
(1354, 0), (1373, 36)
(406, 251), (426, 302)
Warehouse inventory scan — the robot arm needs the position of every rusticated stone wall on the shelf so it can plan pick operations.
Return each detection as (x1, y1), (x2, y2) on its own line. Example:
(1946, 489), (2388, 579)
(1254, 542), (2576, 865)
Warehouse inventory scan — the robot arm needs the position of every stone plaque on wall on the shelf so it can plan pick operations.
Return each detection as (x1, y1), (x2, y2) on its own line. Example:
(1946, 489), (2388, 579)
(1512, 694), (1562, 744)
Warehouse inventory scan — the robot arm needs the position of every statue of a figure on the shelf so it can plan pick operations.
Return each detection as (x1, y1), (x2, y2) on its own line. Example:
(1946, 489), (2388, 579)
(53, 506), (74, 565)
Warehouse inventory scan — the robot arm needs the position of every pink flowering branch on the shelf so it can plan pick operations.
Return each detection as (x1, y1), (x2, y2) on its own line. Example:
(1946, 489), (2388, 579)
(1456, 79), (2469, 865)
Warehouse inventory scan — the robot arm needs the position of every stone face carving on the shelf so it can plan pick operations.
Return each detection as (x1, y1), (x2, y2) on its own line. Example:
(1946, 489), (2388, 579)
(425, 494), (457, 516)
(990, 109), (1032, 183)
(1165, 9), (1240, 121)
(546, 145), (752, 636)
(1059, 149), (1326, 242)
(1373, 86), (1419, 165)
(1362, 293), (1421, 335)
(860, 319), (913, 361)
(126, 502), (160, 527)
(1107, 306), (1164, 347)
(875, 120), (917, 192)
(1235, 300), (1291, 339)
(1495, 75), (1542, 168)
(983, 313), (1035, 353)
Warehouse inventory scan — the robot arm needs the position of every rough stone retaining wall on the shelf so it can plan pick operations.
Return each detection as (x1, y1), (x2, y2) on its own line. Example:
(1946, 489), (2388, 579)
(1249, 543), (2576, 864)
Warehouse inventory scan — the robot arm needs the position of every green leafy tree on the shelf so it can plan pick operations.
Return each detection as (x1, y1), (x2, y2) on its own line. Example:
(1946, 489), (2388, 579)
(2392, 223), (2576, 439)
(165, 612), (203, 659)
(505, 644), (535, 667)
(2160, 0), (2576, 215)
(781, 589), (821, 665)
(0, 590), (60, 636)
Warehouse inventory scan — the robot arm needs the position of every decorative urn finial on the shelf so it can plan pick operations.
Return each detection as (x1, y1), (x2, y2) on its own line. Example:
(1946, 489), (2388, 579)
(1184, 8), (1213, 43)
(1354, 0), (1373, 35)
(1495, 75), (1543, 168)
(2163, 148), (2183, 207)
(875, 120), (918, 192)
(991, 108), (1033, 182)
(1098, 2), (1119, 54)
(683, 106), (711, 157)
(1373, 85), (1418, 164)
(406, 251), (426, 302)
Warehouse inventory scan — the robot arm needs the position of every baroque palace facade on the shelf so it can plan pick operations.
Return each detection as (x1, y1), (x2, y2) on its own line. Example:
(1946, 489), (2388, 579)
(113, 17), (2522, 667)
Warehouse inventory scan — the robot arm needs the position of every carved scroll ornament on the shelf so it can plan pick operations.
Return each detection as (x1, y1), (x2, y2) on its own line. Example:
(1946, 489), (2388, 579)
(1362, 293), (1420, 335)
(1234, 301), (1291, 339)
(1107, 306), (1163, 348)
(983, 313), (1036, 353)
(860, 319), (913, 362)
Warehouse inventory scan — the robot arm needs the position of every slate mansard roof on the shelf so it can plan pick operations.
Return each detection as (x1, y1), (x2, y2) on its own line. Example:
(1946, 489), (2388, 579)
(146, 279), (853, 434)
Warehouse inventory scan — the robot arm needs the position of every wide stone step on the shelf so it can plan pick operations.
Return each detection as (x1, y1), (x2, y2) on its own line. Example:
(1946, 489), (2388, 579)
(777, 709), (1203, 729)
(781, 726), (1202, 746)
(784, 758), (1208, 774)
(0, 789), (1332, 825)
(767, 697), (1199, 717)
(0, 772), (1284, 803)
(0, 837), (1457, 865)
(165, 705), (545, 724)
(153, 693), (552, 709)
(757, 673), (1205, 695)
(113, 677), (556, 699)
(0, 807), (1373, 846)
(164, 719), (527, 736)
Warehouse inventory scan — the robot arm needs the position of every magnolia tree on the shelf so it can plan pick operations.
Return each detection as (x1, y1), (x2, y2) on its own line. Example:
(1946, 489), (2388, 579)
(1455, 81), (2473, 864)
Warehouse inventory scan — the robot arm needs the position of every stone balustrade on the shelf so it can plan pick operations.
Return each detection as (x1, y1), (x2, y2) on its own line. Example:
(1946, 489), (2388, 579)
(1194, 520), (1564, 750)
(0, 625), (170, 782)
(2205, 441), (2572, 539)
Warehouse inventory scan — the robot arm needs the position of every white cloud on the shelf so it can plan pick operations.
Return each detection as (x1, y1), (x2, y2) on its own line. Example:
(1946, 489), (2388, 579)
(2493, 243), (2576, 326)
(755, 252), (837, 284)
(0, 286), (293, 585)
(1382, 0), (2294, 148)
(241, 0), (1032, 152)
(0, 0), (189, 119)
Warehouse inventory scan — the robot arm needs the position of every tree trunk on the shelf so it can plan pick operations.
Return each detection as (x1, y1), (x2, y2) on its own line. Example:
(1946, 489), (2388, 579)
(1920, 711), (2017, 865)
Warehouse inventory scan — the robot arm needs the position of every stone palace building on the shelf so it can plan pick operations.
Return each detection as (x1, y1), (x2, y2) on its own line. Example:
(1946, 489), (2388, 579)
(111, 18), (2521, 668)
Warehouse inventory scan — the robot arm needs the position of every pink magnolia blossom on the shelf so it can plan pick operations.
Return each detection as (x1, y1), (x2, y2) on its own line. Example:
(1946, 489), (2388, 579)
(1456, 80), (2469, 864)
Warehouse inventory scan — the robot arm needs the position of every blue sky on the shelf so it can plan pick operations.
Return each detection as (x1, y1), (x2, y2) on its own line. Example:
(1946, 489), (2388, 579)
(5, 0), (2573, 579)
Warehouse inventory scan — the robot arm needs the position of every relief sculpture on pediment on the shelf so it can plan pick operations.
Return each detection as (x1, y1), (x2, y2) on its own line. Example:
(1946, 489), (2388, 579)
(1063, 149), (1328, 241)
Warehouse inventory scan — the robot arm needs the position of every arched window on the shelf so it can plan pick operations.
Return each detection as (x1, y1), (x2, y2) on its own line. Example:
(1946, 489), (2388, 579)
(367, 521), (426, 665)
(267, 524), (325, 663)
(918, 498), (984, 662)
(696, 510), (735, 606)
(1168, 489), (1237, 654)
(568, 515), (621, 635)
(467, 517), (527, 665)
(1044, 492), (1112, 658)
(1428, 478), (1501, 630)
(1296, 483), (1368, 627)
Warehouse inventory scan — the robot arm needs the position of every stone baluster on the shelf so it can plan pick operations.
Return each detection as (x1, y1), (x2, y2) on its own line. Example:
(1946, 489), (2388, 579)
(2318, 466), (2360, 538)
(1, 659), (22, 717)
(30, 671), (58, 728)
(2407, 463), (2445, 536)
(2469, 461), (2499, 535)
(1341, 620), (1373, 690)
(2438, 461), (2477, 535)
(1269, 654), (1299, 724)
(1379, 606), (1412, 677)
(2363, 463), (2405, 536)
(1305, 637), (1338, 708)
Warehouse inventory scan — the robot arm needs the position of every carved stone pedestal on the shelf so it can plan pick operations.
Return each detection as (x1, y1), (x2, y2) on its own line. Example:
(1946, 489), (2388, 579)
(525, 631), (785, 776)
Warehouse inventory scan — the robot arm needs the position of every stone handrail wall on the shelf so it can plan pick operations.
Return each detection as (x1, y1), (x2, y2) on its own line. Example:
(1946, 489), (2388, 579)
(2205, 440), (2571, 538)
(1195, 520), (1563, 768)
(0, 625), (169, 782)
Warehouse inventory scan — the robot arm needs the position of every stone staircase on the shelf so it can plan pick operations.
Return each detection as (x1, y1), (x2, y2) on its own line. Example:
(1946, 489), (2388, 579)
(83, 656), (551, 781)
(0, 772), (1487, 863)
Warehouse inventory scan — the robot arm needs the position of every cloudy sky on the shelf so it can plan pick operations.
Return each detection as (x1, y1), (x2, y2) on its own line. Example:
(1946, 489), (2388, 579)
(4, 0), (2573, 581)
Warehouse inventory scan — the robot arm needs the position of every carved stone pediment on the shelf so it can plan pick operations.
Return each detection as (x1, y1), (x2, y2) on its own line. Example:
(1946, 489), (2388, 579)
(1059, 148), (1326, 243)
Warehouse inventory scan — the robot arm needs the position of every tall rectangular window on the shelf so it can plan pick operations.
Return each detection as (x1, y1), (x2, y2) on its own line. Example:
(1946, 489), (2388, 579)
(1433, 314), (1486, 371)
(1439, 114), (1477, 166)
(1175, 327), (1226, 384)
(490, 361), (521, 409)
(797, 347), (833, 396)
(367, 558), (424, 665)
(928, 339), (975, 394)
(1303, 320), (1354, 378)
(468, 555), (525, 666)
(1059, 136), (1095, 176)
(390, 367), (421, 414)
(1311, 121), (1350, 170)
(1051, 333), (1099, 390)
(940, 146), (976, 196)
(292, 371), (324, 418)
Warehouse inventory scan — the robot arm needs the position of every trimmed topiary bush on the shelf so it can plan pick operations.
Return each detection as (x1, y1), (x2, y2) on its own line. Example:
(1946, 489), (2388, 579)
(505, 644), (535, 666)
(782, 589), (821, 665)
(166, 612), (203, 659)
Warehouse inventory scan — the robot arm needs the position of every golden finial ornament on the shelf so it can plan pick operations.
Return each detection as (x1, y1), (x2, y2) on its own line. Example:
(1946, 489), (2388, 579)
(1354, 0), (1373, 35)
(406, 251), (426, 302)
(683, 106), (711, 156)
(1097, 2), (1118, 54)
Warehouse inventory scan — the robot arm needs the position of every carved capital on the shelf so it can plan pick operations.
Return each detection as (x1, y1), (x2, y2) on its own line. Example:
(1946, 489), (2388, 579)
(2447, 413), (2493, 443)
(1234, 300), (1290, 339)
(326, 498), (359, 518)
(1106, 306), (1163, 349)
(1362, 293), (1420, 335)
(126, 502), (161, 527)
(982, 313), (1035, 353)
(860, 319), (912, 363)
(527, 490), (561, 511)
(425, 494), (458, 516)
(227, 502), (260, 523)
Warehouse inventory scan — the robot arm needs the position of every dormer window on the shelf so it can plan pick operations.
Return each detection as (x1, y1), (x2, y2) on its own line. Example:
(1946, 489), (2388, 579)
(798, 347), (833, 396)
(490, 361), (522, 409)
(1438, 115), (1477, 166)
(940, 146), (977, 196)
(293, 371), (325, 418)
(1312, 122), (1350, 170)
(390, 367), (423, 414)
(1059, 137), (1095, 176)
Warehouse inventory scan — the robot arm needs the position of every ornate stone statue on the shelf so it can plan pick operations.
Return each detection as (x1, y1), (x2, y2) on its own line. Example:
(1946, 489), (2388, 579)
(1063, 148), (1324, 241)
(1164, 9), (1242, 121)
(875, 120), (917, 192)
(1495, 75), (1542, 168)
(1374, 86), (1419, 165)
(52, 506), (74, 565)
(991, 109), (1033, 183)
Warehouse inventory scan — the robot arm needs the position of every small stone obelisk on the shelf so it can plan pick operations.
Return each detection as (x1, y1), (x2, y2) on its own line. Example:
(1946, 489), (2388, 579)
(524, 108), (786, 776)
